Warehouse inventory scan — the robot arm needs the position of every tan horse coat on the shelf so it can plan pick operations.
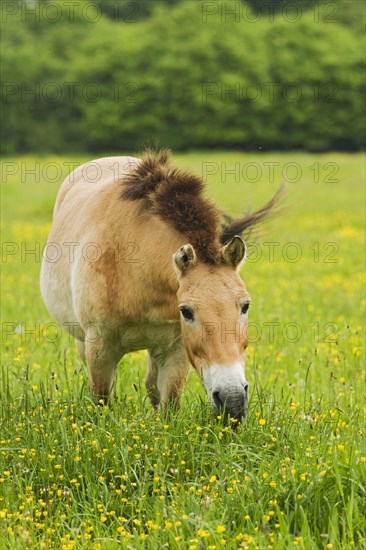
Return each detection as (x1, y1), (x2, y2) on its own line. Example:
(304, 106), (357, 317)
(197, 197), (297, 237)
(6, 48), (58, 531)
(41, 151), (281, 419)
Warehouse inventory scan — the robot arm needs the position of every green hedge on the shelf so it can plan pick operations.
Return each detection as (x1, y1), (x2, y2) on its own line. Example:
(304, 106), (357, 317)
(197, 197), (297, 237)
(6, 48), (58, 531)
(1, 0), (364, 153)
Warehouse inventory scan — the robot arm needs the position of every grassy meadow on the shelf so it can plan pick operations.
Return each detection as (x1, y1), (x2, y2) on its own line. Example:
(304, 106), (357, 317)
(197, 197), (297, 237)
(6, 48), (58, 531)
(0, 152), (365, 549)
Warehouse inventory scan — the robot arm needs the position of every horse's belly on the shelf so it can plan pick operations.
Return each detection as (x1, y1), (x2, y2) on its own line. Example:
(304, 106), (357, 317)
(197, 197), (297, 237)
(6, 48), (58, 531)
(40, 257), (84, 340)
(120, 322), (181, 353)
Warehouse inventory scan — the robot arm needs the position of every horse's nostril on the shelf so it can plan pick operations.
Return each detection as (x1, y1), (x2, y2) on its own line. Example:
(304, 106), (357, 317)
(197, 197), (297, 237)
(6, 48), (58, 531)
(212, 391), (224, 410)
(244, 382), (249, 396)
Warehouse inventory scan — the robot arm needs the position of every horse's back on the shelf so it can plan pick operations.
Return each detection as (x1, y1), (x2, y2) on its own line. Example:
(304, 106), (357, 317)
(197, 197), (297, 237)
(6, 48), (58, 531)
(53, 156), (140, 218)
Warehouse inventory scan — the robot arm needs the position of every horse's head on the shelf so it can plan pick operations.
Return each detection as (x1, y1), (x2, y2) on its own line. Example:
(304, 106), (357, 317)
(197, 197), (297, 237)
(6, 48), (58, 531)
(174, 236), (250, 422)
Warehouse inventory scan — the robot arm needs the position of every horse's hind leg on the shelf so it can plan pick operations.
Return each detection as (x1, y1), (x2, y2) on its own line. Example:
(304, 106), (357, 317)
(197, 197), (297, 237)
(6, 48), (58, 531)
(146, 351), (160, 409)
(85, 332), (121, 401)
(75, 339), (86, 363)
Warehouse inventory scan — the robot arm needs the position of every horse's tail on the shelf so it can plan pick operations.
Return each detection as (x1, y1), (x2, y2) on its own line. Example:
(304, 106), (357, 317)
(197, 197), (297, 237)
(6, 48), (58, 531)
(220, 184), (286, 245)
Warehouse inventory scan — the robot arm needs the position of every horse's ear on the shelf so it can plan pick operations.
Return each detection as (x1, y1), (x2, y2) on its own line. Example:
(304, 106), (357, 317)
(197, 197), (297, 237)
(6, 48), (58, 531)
(173, 244), (197, 276)
(222, 236), (246, 269)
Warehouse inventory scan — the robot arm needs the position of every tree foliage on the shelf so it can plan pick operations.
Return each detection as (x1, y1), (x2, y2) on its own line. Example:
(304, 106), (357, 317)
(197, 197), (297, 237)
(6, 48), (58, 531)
(1, 0), (364, 153)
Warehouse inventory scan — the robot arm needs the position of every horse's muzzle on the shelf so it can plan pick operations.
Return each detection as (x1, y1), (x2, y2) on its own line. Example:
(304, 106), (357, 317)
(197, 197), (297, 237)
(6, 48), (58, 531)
(212, 383), (248, 423)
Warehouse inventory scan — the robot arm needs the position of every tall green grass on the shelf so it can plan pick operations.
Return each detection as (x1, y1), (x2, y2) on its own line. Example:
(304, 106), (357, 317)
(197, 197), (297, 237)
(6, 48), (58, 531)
(1, 152), (365, 549)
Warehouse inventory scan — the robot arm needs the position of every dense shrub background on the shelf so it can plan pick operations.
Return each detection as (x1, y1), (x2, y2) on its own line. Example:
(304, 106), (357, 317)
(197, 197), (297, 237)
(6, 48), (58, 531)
(1, 0), (365, 153)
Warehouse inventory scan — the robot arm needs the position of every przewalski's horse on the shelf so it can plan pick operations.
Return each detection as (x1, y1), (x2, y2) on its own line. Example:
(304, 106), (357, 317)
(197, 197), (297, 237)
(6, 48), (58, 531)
(41, 150), (282, 422)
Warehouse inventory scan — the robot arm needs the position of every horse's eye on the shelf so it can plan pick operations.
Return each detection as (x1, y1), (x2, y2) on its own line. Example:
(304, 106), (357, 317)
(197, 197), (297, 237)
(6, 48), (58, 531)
(179, 306), (194, 322)
(241, 302), (250, 315)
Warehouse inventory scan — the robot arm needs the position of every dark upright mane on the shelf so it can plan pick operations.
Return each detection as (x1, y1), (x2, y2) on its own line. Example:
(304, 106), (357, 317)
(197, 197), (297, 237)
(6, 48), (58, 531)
(121, 149), (284, 264)
(121, 149), (222, 263)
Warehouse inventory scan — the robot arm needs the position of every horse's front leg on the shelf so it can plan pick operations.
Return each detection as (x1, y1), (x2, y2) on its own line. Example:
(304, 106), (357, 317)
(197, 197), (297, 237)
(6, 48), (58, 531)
(148, 344), (191, 411)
